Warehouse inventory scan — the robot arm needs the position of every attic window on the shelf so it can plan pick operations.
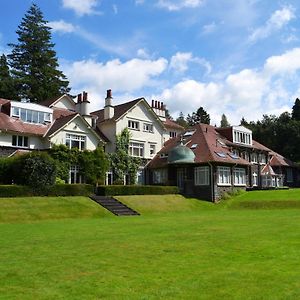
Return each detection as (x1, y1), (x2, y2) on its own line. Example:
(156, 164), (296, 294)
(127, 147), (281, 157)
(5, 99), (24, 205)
(190, 144), (198, 149)
(215, 152), (227, 158)
(12, 107), (20, 117)
(229, 153), (239, 160)
(183, 130), (195, 137)
(160, 153), (168, 158)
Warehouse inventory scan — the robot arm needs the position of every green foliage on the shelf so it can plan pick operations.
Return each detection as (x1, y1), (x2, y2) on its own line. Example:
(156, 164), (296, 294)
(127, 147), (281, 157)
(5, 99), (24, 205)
(8, 3), (69, 102)
(21, 152), (57, 190)
(175, 111), (188, 128)
(0, 54), (16, 99)
(292, 98), (300, 121)
(0, 184), (94, 197)
(79, 147), (109, 185)
(110, 128), (141, 184)
(187, 106), (210, 126)
(96, 185), (179, 196)
(220, 113), (230, 127)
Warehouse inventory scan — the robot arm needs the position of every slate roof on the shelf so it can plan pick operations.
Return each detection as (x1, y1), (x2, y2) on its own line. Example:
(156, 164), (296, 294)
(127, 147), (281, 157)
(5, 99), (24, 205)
(163, 118), (185, 130)
(91, 98), (143, 123)
(148, 123), (250, 169)
(45, 113), (77, 137)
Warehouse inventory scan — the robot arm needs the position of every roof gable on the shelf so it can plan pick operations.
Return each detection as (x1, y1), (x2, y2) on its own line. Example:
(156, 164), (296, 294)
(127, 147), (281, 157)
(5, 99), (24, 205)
(40, 94), (76, 110)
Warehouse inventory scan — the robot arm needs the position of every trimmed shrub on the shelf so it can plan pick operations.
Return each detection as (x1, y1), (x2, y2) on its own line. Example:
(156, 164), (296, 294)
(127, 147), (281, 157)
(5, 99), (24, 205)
(96, 185), (179, 196)
(0, 184), (94, 197)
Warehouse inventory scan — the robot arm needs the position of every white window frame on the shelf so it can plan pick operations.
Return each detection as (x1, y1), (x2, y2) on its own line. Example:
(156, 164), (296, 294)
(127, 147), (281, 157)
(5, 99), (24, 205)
(194, 166), (209, 186)
(65, 133), (86, 151)
(251, 153), (258, 163)
(252, 172), (258, 186)
(233, 168), (246, 186)
(69, 165), (82, 184)
(11, 107), (20, 117)
(129, 142), (144, 157)
(149, 144), (156, 156)
(128, 120), (139, 130)
(233, 130), (252, 146)
(153, 169), (168, 184)
(143, 123), (153, 133)
(12, 135), (29, 148)
(169, 131), (177, 138)
(217, 166), (231, 185)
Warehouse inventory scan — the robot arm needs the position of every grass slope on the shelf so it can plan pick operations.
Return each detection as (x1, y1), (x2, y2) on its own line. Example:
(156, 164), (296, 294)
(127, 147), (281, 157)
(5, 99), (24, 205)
(1, 190), (300, 299)
(0, 196), (110, 223)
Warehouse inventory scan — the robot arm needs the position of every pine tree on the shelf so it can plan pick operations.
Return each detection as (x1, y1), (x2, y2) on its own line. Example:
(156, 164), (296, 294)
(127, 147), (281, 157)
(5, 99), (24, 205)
(292, 98), (300, 121)
(8, 3), (70, 102)
(187, 107), (210, 126)
(0, 54), (16, 99)
(220, 114), (230, 127)
(176, 112), (188, 128)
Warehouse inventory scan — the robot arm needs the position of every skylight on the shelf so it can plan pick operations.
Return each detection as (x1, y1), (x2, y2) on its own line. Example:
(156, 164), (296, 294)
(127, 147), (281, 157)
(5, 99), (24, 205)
(190, 144), (198, 149)
(183, 130), (195, 137)
(229, 153), (239, 159)
(215, 152), (227, 158)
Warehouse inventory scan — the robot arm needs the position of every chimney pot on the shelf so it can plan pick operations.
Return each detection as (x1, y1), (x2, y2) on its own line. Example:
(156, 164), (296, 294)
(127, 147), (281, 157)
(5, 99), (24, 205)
(83, 91), (88, 102)
(155, 100), (158, 109)
(161, 102), (164, 110)
(77, 93), (82, 103)
(152, 99), (154, 108)
(106, 89), (112, 99)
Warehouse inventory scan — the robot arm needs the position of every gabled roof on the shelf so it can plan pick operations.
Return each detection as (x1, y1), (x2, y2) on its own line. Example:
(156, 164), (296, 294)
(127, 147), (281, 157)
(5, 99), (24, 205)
(269, 151), (298, 168)
(91, 98), (142, 122)
(45, 113), (105, 143)
(91, 98), (166, 129)
(40, 94), (75, 108)
(148, 123), (250, 169)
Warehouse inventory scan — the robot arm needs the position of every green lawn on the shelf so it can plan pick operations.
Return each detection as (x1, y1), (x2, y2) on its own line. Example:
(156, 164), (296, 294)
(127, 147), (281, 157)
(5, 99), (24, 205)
(1, 191), (300, 299)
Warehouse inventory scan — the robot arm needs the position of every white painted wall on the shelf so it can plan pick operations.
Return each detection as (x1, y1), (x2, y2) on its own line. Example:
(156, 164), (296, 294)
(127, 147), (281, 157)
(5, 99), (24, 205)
(116, 102), (165, 159)
(49, 116), (100, 150)
(0, 132), (47, 149)
(52, 95), (75, 111)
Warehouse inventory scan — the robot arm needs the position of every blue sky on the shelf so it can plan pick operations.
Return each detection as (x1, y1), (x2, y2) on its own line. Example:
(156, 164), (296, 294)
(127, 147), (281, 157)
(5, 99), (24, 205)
(1, 0), (300, 125)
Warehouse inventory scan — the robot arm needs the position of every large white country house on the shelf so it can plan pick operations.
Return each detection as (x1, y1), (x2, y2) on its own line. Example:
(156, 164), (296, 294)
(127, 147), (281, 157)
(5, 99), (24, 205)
(0, 90), (184, 184)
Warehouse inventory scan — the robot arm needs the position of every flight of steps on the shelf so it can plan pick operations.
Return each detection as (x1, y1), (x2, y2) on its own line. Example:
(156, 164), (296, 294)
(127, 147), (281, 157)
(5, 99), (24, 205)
(90, 195), (140, 216)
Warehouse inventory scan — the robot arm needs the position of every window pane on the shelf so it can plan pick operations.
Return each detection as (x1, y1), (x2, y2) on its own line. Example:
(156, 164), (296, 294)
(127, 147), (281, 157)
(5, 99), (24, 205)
(12, 135), (17, 146)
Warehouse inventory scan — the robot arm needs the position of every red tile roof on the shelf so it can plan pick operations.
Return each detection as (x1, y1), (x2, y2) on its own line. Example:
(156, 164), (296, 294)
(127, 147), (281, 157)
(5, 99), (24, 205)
(269, 151), (298, 168)
(148, 123), (250, 168)
(0, 112), (50, 136)
(163, 118), (185, 130)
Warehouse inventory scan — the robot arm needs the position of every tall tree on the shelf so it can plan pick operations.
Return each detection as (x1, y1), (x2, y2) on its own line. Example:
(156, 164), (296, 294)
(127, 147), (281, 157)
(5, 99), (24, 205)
(187, 106), (210, 126)
(292, 98), (300, 121)
(176, 112), (188, 128)
(0, 54), (16, 99)
(8, 3), (70, 102)
(220, 114), (230, 128)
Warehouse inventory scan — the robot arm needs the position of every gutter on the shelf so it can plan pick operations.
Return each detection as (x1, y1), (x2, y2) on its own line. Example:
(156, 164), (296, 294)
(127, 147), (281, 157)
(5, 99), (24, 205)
(208, 162), (215, 202)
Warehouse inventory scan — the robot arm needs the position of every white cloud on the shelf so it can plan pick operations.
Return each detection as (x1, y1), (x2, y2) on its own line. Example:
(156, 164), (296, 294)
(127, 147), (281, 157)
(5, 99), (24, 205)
(62, 0), (100, 16)
(112, 4), (118, 14)
(155, 47), (300, 125)
(264, 48), (300, 76)
(48, 20), (76, 33)
(157, 0), (203, 11)
(137, 48), (151, 59)
(202, 22), (217, 35)
(249, 6), (295, 42)
(170, 52), (211, 74)
(63, 57), (168, 110)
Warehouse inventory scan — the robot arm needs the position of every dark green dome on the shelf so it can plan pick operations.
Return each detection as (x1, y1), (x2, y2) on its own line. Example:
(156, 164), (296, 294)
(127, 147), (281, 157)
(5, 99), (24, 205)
(168, 144), (195, 164)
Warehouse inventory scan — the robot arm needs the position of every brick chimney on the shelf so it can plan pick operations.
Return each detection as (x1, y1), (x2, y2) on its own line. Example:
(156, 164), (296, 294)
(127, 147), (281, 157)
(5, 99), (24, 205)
(104, 89), (114, 120)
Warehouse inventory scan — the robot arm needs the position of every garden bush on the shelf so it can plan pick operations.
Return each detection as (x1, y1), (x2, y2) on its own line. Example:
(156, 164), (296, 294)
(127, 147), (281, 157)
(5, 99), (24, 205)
(0, 184), (94, 197)
(96, 185), (179, 196)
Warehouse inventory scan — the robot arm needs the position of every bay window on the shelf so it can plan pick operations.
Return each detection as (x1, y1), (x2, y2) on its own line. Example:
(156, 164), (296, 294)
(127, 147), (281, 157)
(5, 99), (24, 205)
(217, 166), (231, 185)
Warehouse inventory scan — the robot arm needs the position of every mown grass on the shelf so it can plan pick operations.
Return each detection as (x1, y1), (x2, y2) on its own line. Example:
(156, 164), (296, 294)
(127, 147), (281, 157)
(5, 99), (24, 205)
(0, 190), (300, 299)
(0, 196), (111, 223)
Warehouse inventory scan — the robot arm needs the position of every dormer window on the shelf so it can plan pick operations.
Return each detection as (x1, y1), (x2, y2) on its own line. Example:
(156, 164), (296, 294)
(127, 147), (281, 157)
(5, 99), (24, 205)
(11, 105), (52, 124)
(232, 126), (252, 146)
(12, 107), (20, 117)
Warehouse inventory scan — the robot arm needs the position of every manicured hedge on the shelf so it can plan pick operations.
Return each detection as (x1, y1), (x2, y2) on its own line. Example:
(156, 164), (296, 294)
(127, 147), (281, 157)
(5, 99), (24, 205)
(96, 185), (179, 196)
(0, 184), (94, 198)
